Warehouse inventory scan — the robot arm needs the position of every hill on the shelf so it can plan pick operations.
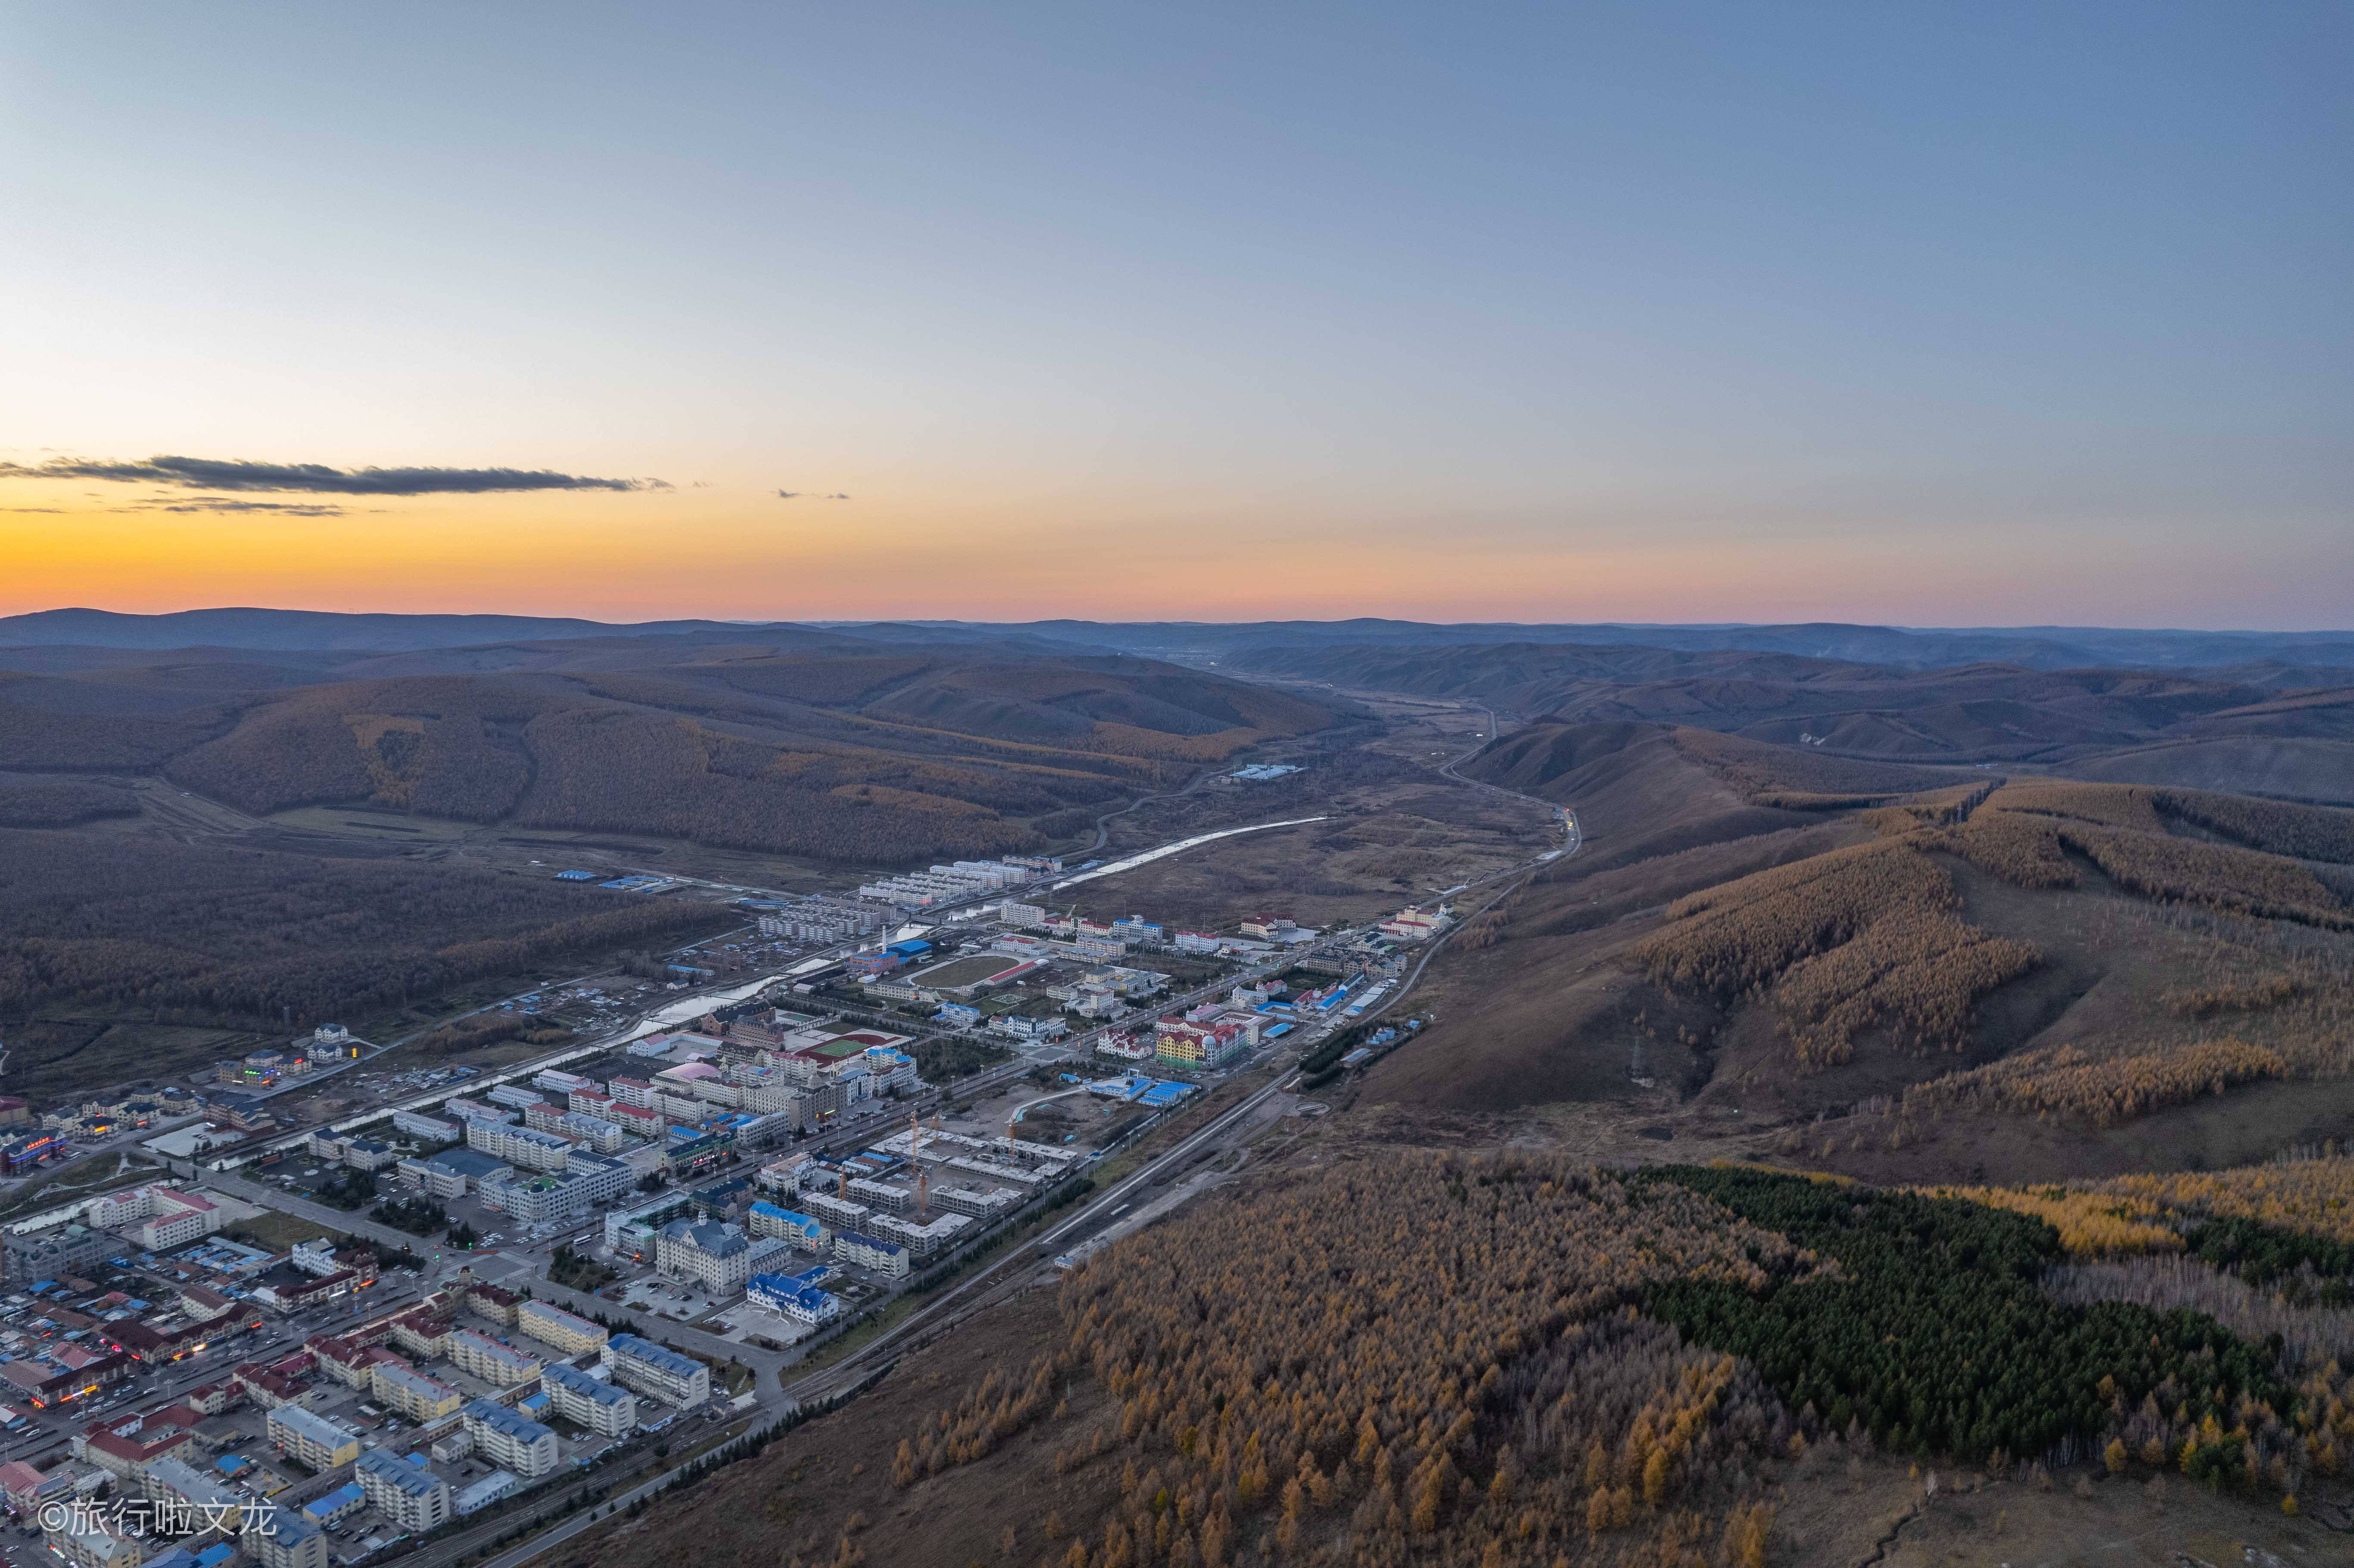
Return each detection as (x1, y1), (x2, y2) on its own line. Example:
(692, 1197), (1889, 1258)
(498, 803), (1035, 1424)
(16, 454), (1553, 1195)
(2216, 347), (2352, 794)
(1231, 641), (2354, 802)
(560, 1151), (2354, 1568)
(0, 644), (1338, 865)
(1357, 723), (2354, 1183)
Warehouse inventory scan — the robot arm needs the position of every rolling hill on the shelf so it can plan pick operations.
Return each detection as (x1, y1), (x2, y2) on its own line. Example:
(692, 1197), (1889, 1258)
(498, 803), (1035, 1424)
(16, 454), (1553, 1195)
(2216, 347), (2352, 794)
(1232, 640), (2354, 803)
(0, 640), (1339, 864)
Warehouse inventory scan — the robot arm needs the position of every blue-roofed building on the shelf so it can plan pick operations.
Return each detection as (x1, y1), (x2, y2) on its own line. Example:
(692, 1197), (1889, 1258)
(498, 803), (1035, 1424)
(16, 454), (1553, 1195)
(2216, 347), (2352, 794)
(355, 1449), (451, 1532)
(303, 1482), (366, 1528)
(555, 869), (596, 882)
(541, 1361), (638, 1436)
(603, 1332), (711, 1407)
(248, 1514), (327, 1568)
(461, 1399), (560, 1478)
(747, 1201), (827, 1248)
(747, 1269), (842, 1326)
(193, 1546), (235, 1568)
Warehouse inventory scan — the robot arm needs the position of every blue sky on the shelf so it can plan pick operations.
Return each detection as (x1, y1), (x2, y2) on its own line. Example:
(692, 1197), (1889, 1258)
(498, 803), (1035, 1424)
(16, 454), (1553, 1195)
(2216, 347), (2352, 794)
(3, 2), (2346, 625)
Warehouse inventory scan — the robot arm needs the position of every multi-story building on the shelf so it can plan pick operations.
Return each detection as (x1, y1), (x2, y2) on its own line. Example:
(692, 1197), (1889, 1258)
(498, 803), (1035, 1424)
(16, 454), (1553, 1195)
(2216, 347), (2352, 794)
(747, 1201), (828, 1248)
(387, 1304), (452, 1360)
(448, 1329), (540, 1387)
(746, 1269), (841, 1326)
(604, 1077), (653, 1108)
(833, 1229), (910, 1279)
(392, 1111), (461, 1143)
(603, 1334), (710, 1407)
(461, 1400), (558, 1479)
(266, 1404), (360, 1471)
(4, 1222), (116, 1282)
(601, 1191), (696, 1262)
(140, 1456), (246, 1531)
(466, 1282), (523, 1326)
(369, 1360), (463, 1422)
(355, 1450), (452, 1532)
(478, 1151), (631, 1227)
(796, 1189), (870, 1232)
(75, 1411), (198, 1480)
(302, 1482), (367, 1529)
(249, 1513), (330, 1568)
(539, 1363), (637, 1437)
(517, 1299), (607, 1357)
(868, 1208), (973, 1259)
(654, 1218), (751, 1293)
(464, 1120), (570, 1173)
(42, 1515), (144, 1568)
(554, 1111), (625, 1153)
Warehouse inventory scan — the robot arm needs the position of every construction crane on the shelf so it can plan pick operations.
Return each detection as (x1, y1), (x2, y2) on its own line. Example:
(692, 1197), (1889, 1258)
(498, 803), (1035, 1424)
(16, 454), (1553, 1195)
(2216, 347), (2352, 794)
(910, 1108), (928, 1220)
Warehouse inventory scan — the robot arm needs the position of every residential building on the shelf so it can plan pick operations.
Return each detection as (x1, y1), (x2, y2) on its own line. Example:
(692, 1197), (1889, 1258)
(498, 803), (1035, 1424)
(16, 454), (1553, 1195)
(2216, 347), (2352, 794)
(43, 1514), (145, 1568)
(461, 1400), (558, 1479)
(249, 1514), (330, 1568)
(517, 1300), (607, 1357)
(369, 1361), (462, 1422)
(302, 1483), (366, 1528)
(265, 1405), (359, 1471)
(540, 1363), (636, 1437)
(747, 1201), (828, 1248)
(140, 1456), (245, 1531)
(466, 1282), (523, 1326)
(465, 1120), (570, 1173)
(392, 1111), (461, 1143)
(833, 1229), (910, 1279)
(448, 1329), (539, 1387)
(603, 1334), (710, 1407)
(355, 1450), (451, 1532)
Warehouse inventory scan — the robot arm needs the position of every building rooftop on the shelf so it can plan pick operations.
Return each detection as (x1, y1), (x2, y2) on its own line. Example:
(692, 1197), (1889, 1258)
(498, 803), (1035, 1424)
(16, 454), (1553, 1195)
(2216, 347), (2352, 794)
(542, 1362), (632, 1407)
(463, 1398), (556, 1444)
(607, 1333), (704, 1380)
(356, 1449), (443, 1497)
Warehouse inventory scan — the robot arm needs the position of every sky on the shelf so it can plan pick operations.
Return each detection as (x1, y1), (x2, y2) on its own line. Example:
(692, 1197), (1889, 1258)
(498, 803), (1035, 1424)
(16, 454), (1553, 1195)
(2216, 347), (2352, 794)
(2, 2), (2348, 628)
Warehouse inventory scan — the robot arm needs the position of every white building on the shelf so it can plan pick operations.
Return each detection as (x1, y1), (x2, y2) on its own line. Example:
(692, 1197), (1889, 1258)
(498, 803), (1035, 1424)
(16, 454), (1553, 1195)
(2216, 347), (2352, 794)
(603, 1334), (711, 1407)
(461, 1400), (559, 1479)
(355, 1450), (452, 1532)
(540, 1363), (637, 1437)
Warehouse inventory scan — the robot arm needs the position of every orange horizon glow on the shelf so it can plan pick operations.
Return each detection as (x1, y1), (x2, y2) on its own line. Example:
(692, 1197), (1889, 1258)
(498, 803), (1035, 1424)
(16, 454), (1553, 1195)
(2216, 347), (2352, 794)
(5, 478), (2339, 632)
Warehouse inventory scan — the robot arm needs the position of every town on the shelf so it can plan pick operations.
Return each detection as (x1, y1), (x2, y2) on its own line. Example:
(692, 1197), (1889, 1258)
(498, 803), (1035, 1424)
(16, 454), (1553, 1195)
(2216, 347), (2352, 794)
(0, 846), (1456, 1568)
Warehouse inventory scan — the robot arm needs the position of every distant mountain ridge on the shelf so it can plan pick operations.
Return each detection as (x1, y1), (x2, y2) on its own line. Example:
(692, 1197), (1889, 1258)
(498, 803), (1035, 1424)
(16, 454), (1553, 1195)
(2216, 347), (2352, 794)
(6, 607), (2354, 672)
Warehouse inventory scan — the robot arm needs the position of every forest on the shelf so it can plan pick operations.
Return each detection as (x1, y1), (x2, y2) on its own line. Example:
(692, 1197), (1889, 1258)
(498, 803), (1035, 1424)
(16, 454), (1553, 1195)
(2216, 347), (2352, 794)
(0, 829), (734, 1030)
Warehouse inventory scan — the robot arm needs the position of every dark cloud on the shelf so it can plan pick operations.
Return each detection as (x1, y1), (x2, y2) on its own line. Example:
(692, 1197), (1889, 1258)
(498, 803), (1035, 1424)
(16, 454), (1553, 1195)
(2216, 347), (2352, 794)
(1, 507), (63, 513)
(148, 498), (351, 517)
(0, 454), (666, 495)
(777, 489), (803, 499)
(778, 489), (852, 500)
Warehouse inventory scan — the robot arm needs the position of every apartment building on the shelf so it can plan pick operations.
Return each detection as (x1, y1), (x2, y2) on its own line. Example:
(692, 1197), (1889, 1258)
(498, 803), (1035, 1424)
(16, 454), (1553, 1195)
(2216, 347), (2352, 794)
(539, 1363), (637, 1437)
(249, 1514), (330, 1568)
(355, 1450), (452, 1532)
(464, 1120), (570, 1173)
(266, 1404), (360, 1471)
(833, 1229), (911, 1279)
(747, 1201), (828, 1248)
(448, 1329), (540, 1387)
(461, 1400), (558, 1479)
(603, 1333), (710, 1407)
(369, 1361), (463, 1422)
(517, 1299), (607, 1357)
